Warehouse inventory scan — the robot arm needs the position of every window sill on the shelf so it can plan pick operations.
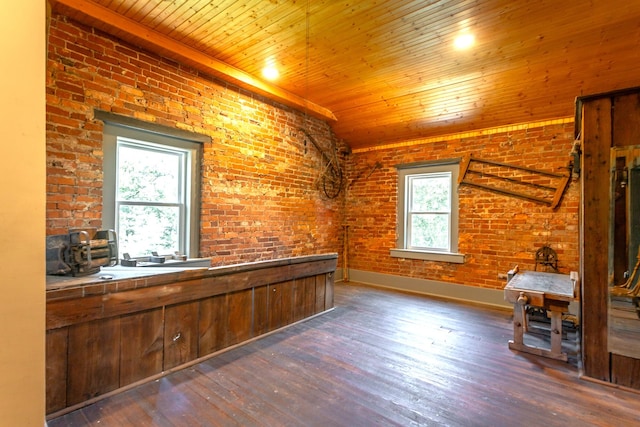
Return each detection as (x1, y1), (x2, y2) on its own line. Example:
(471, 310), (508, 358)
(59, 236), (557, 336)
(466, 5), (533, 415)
(390, 249), (465, 264)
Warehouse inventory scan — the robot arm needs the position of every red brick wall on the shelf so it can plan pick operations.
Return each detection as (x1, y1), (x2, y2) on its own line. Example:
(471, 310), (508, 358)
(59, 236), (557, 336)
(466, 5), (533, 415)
(345, 123), (580, 290)
(46, 13), (579, 289)
(46, 14), (344, 265)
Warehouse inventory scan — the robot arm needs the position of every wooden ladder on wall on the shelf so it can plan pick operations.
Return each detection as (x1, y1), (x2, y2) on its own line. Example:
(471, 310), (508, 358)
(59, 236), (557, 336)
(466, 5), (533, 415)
(458, 155), (571, 209)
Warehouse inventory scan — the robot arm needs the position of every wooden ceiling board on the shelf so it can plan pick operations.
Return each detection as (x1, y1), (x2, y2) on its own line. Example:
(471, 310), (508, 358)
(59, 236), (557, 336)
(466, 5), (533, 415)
(183, 1), (297, 55)
(241, 2), (568, 106)
(299, 1), (463, 61)
(329, 50), (629, 128)
(139, 1), (184, 29)
(50, 0), (640, 150)
(334, 64), (577, 126)
(168, 1), (263, 43)
(127, 0), (173, 23)
(317, 12), (640, 115)
(103, 0), (145, 15)
(210, 8), (306, 65)
(156, 1), (205, 33)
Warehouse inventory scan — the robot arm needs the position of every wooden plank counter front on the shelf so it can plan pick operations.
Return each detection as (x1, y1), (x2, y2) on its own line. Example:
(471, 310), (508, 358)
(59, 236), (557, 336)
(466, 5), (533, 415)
(45, 254), (337, 417)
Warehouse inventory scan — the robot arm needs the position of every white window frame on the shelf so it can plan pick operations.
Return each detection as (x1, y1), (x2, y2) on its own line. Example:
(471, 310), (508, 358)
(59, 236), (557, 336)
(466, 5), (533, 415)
(390, 159), (465, 263)
(115, 138), (190, 257)
(405, 171), (452, 251)
(101, 118), (203, 259)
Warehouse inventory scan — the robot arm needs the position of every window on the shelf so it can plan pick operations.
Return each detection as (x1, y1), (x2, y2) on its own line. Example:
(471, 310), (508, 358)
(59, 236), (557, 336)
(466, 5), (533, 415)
(115, 139), (189, 257)
(406, 172), (452, 251)
(101, 114), (204, 259)
(391, 160), (464, 263)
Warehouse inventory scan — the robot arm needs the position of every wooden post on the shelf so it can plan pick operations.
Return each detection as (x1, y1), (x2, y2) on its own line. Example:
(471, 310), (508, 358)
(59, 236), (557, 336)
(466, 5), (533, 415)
(343, 225), (349, 282)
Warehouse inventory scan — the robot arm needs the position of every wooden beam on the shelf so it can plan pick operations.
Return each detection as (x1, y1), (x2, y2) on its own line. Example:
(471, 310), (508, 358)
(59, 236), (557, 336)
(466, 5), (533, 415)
(581, 96), (613, 382)
(51, 0), (337, 122)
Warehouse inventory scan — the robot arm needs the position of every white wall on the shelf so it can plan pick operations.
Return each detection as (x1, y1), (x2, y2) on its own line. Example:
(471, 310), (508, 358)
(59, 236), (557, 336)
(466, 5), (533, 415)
(0, 1), (46, 425)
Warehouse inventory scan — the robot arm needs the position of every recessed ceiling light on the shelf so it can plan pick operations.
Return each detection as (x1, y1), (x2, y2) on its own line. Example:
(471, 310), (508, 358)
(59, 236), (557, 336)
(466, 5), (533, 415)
(454, 33), (475, 50)
(262, 66), (279, 80)
(262, 59), (279, 80)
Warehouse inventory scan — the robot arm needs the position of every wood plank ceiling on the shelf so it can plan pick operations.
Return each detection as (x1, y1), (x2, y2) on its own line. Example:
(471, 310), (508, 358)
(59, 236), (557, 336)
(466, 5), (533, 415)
(51, 0), (640, 151)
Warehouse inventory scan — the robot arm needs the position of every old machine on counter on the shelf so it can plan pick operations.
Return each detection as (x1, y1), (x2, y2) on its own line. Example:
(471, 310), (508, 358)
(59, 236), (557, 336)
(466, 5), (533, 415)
(46, 228), (118, 276)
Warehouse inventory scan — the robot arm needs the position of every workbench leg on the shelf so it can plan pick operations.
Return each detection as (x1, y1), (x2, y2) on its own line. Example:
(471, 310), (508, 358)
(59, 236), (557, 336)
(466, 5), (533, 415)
(512, 303), (525, 346)
(549, 309), (564, 359)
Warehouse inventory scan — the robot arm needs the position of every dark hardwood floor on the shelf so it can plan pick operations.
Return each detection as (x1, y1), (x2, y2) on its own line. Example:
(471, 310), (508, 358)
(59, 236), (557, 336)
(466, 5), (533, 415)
(48, 282), (640, 427)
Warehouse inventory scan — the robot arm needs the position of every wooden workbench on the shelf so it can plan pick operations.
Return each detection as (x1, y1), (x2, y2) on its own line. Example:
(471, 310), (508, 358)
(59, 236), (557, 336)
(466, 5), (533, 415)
(504, 270), (579, 361)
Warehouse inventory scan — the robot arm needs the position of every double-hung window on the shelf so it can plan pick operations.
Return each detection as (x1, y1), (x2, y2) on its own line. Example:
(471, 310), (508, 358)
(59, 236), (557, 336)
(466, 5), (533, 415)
(391, 160), (464, 263)
(115, 139), (189, 257)
(101, 114), (204, 259)
(406, 172), (452, 251)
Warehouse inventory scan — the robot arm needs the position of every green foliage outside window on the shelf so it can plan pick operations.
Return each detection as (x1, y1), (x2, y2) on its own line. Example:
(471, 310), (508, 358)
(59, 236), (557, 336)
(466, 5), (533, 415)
(408, 173), (451, 251)
(117, 143), (183, 257)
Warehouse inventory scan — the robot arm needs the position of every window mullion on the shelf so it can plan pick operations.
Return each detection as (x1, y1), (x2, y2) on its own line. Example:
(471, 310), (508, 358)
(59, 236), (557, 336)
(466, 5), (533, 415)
(117, 200), (182, 208)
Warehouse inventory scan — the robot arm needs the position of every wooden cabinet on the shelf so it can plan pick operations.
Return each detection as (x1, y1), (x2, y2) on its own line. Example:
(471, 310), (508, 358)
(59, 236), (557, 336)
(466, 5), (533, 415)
(253, 285), (269, 337)
(269, 280), (294, 330)
(67, 317), (121, 406)
(45, 254), (337, 416)
(198, 293), (228, 355)
(120, 308), (164, 385)
(226, 288), (254, 346)
(164, 301), (199, 370)
(45, 328), (68, 414)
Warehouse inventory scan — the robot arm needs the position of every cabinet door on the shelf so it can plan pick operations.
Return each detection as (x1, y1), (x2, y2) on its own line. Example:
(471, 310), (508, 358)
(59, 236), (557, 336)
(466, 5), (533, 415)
(293, 276), (319, 321)
(199, 294), (228, 356)
(66, 317), (121, 406)
(269, 280), (293, 331)
(303, 276), (317, 318)
(227, 288), (253, 346)
(120, 308), (164, 385)
(46, 327), (68, 414)
(164, 301), (199, 370)
(315, 274), (327, 314)
(253, 285), (269, 337)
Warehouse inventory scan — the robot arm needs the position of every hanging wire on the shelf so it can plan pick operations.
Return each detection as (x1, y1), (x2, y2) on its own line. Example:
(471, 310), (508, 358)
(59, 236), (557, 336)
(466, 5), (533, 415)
(300, 0), (344, 199)
(304, 0), (310, 130)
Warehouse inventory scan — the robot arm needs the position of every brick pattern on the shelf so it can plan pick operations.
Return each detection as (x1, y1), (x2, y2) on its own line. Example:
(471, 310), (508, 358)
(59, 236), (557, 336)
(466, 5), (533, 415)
(46, 13), (579, 290)
(46, 14), (344, 265)
(346, 124), (579, 289)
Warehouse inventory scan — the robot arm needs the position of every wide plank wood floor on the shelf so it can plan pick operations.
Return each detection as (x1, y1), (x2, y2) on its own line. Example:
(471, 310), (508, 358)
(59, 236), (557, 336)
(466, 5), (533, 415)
(48, 282), (640, 427)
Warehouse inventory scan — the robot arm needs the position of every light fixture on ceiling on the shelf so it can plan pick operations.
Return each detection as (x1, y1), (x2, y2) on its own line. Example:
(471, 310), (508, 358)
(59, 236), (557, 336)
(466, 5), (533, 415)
(262, 57), (279, 80)
(453, 33), (475, 50)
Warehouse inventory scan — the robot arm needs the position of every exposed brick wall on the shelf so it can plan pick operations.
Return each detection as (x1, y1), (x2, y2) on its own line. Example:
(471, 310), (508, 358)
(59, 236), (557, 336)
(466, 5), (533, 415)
(46, 13), (579, 290)
(345, 123), (579, 290)
(46, 14), (344, 265)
